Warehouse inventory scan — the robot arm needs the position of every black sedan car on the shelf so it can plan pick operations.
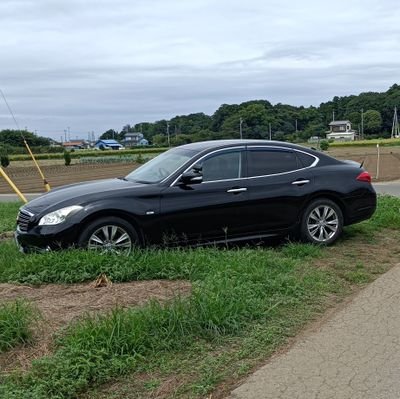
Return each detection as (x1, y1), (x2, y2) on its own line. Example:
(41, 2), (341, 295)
(15, 140), (376, 253)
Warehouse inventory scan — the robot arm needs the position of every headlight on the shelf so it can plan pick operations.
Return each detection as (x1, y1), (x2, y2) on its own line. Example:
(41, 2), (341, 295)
(38, 205), (83, 226)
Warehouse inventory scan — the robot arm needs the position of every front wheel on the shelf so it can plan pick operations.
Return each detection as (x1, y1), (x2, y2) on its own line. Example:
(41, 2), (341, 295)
(78, 216), (138, 255)
(300, 199), (343, 245)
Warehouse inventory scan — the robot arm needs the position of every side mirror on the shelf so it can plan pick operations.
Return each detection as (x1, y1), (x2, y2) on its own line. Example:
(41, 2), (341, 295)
(180, 169), (203, 185)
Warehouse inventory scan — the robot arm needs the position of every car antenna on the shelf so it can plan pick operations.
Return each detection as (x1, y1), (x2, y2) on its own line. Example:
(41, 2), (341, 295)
(0, 89), (51, 192)
(360, 159), (365, 168)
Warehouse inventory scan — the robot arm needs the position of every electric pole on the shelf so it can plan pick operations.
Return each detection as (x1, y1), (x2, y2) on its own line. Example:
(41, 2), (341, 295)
(167, 122), (170, 147)
(269, 123), (272, 140)
(361, 109), (364, 139)
(239, 118), (243, 139)
(295, 119), (298, 133)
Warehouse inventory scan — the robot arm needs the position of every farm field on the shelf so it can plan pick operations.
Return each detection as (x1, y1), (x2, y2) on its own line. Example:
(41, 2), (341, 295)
(327, 145), (400, 180)
(0, 162), (139, 194)
(0, 196), (399, 398)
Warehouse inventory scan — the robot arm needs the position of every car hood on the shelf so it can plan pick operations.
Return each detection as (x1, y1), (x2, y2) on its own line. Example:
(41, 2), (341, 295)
(23, 178), (146, 214)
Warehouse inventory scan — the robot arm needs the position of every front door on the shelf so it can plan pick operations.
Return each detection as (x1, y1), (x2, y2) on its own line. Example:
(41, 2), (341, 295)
(159, 148), (252, 244)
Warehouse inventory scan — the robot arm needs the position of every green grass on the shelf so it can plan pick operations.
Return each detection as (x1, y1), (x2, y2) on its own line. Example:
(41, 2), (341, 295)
(330, 138), (400, 147)
(1, 246), (337, 399)
(0, 202), (21, 233)
(0, 196), (399, 398)
(9, 147), (167, 161)
(0, 300), (38, 352)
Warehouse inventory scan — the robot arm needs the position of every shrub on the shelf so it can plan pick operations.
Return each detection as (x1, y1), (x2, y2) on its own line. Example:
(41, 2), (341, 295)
(320, 140), (329, 151)
(0, 154), (10, 168)
(63, 151), (71, 166)
(136, 153), (145, 164)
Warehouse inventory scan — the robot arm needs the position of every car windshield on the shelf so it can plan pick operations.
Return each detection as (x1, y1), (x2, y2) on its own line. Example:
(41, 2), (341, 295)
(125, 148), (197, 183)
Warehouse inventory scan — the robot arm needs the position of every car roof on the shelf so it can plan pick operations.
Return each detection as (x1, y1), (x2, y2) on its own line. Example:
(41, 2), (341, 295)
(179, 140), (317, 154)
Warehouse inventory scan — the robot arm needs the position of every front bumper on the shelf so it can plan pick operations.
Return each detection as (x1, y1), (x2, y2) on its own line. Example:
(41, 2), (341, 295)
(14, 223), (81, 253)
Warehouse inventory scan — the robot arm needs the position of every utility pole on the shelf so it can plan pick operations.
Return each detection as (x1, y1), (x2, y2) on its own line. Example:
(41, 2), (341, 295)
(269, 123), (272, 140)
(332, 110), (335, 122)
(391, 107), (399, 138)
(167, 122), (170, 147)
(361, 109), (364, 139)
(239, 118), (243, 139)
(67, 126), (70, 141)
(295, 119), (298, 133)
(64, 129), (67, 142)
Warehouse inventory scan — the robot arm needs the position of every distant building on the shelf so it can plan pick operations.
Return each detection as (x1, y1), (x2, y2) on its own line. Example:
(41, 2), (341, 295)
(95, 139), (124, 150)
(123, 132), (149, 147)
(62, 139), (89, 150)
(326, 120), (357, 141)
(49, 138), (62, 147)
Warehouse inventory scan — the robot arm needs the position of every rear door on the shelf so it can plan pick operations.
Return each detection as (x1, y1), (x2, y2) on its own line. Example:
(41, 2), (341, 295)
(245, 146), (316, 234)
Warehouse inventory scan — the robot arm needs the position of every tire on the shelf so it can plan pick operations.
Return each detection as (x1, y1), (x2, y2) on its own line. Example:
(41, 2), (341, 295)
(78, 216), (139, 255)
(300, 199), (343, 245)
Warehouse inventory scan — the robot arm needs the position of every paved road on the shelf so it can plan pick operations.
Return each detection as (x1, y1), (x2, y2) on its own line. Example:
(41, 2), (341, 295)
(0, 193), (41, 202)
(0, 182), (399, 203)
(230, 263), (400, 399)
(374, 181), (400, 197)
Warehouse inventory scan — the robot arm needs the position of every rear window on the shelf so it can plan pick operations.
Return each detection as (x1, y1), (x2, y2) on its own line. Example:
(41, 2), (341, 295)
(247, 149), (298, 177)
(296, 151), (316, 168)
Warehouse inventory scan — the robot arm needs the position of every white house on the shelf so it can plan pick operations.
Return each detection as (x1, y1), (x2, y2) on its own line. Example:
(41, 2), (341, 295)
(326, 120), (357, 141)
(123, 133), (149, 147)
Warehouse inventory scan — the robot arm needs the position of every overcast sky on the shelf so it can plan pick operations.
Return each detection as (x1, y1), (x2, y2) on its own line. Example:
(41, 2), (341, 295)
(0, 0), (399, 140)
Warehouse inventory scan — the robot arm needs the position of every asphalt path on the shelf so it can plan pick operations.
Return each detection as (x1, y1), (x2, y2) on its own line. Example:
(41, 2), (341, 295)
(230, 263), (400, 399)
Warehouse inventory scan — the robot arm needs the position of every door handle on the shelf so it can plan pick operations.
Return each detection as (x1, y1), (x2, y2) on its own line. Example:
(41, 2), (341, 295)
(291, 179), (310, 186)
(227, 187), (247, 193)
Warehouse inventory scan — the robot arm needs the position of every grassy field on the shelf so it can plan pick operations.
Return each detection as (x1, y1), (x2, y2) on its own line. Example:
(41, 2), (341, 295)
(0, 300), (38, 353)
(0, 196), (399, 398)
(0, 202), (21, 233)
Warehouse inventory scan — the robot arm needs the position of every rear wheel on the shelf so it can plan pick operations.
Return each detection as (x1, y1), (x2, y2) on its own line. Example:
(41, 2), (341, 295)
(300, 199), (343, 245)
(78, 216), (138, 255)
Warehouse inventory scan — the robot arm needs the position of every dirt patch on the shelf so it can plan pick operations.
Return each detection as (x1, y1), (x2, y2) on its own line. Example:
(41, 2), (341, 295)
(0, 280), (191, 373)
(327, 146), (400, 181)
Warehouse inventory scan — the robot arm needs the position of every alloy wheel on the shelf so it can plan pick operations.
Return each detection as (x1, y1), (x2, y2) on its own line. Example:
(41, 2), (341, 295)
(307, 205), (339, 243)
(87, 225), (132, 254)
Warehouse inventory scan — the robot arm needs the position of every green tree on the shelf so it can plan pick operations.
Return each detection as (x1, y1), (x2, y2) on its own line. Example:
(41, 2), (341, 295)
(363, 110), (382, 135)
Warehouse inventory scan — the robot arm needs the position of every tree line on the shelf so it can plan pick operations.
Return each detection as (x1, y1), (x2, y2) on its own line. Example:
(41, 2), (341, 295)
(100, 84), (400, 146)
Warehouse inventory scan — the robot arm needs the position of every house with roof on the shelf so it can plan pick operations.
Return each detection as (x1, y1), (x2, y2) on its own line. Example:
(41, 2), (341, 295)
(62, 139), (89, 150)
(122, 132), (149, 147)
(94, 139), (124, 150)
(326, 120), (357, 141)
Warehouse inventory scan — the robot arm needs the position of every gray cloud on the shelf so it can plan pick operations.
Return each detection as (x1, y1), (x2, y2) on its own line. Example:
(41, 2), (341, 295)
(0, 0), (399, 139)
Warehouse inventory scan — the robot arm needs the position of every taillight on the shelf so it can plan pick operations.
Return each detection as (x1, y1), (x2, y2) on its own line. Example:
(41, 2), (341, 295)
(356, 171), (372, 183)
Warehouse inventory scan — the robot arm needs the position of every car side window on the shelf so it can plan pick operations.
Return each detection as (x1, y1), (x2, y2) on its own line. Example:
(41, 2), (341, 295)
(296, 151), (316, 168)
(201, 151), (242, 182)
(247, 148), (298, 177)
